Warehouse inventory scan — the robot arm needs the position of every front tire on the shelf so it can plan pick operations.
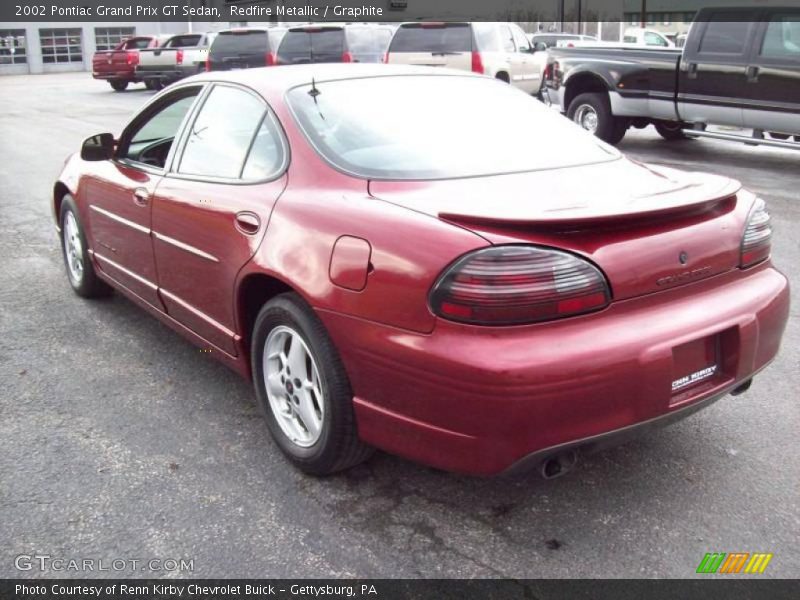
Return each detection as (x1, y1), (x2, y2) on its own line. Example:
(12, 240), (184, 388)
(567, 92), (627, 145)
(109, 80), (128, 92)
(60, 195), (112, 298)
(251, 293), (372, 475)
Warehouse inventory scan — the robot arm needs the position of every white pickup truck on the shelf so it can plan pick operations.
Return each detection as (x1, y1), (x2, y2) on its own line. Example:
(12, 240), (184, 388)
(136, 32), (216, 89)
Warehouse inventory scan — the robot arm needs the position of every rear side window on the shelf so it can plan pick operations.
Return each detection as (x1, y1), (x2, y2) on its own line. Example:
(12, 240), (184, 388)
(698, 16), (755, 54)
(760, 14), (800, 60)
(473, 23), (504, 52)
(210, 31), (268, 57)
(166, 34), (201, 48)
(389, 24), (472, 53)
(179, 86), (268, 180)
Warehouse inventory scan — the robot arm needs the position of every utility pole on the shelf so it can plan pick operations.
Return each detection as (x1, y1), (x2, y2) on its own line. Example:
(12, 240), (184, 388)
(641, 0), (647, 28)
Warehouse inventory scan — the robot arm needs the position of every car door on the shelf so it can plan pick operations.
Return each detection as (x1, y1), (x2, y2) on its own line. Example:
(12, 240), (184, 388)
(84, 86), (204, 308)
(742, 10), (800, 135)
(677, 12), (759, 128)
(510, 24), (539, 93)
(150, 83), (288, 356)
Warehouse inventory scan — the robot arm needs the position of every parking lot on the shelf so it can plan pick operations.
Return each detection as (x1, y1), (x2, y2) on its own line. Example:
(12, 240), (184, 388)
(1, 72), (798, 578)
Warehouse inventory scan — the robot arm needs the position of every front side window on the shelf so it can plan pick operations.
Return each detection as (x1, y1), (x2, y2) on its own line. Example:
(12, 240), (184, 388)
(179, 86), (277, 180)
(760, 14), (800, 60)
(645, 32), (668, 47)
(120, 89), (201, 168)
(288, 75), (618, 180)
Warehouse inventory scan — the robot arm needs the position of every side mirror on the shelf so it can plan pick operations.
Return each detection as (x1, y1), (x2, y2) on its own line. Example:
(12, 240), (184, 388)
(80, 133), (115, 161)
(534, 42), (548, 52)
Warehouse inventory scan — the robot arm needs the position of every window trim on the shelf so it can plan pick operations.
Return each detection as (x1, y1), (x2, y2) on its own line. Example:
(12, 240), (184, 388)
(754, 11), (800, 66)
(167, 82), (290, 186)
(115, 82), (209, 177)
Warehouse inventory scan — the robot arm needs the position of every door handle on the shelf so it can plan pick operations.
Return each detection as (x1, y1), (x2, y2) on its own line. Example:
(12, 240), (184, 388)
(132, 188), (149, 207)
(235, 211), (260, 235)
(687, 62), (698, 79)
(746, 65), (760, 82)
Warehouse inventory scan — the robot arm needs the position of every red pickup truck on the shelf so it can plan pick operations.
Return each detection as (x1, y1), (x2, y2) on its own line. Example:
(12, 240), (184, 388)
(92, 36), (167, 91)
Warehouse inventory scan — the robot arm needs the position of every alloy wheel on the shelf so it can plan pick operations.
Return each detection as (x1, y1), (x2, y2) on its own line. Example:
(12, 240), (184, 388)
(263, 325), (325, 447)
(63, 212), (84, 285)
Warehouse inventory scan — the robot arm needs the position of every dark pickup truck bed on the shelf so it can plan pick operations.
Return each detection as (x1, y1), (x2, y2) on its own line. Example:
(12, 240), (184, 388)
(543, 7), (800, 148)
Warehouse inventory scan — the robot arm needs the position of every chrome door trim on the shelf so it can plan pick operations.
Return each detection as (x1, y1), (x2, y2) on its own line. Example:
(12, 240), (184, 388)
(152, 231), (219, 263)
(93, 252), (158, 291)
(159, 288), (236, 338)
(89, 205), (151, 235)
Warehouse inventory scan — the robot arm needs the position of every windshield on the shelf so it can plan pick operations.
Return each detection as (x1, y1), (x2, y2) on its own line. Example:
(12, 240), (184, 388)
(288, 75), (618, 180)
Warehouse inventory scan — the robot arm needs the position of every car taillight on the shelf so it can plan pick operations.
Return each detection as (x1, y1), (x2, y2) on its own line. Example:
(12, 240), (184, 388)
(126, 51), (138, 66)
(471, 51), (484, 74)
(205, 55), (211, 71)
(266, 52), (276, 66)
(740, 198), (772, 268)
(430, 246), (610, 326)
(175, 49), (184, 65)
(382, 51), (389, 63)
(342, 51), (354, 63)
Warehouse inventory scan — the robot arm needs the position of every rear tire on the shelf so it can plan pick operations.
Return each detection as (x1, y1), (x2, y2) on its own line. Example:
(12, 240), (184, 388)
(655, 121), (690, 141)
(251, 293), (373, 475)
(59, 195), (112, 299)
(567, 92), (627, 145)
(109, 80), (128, 92)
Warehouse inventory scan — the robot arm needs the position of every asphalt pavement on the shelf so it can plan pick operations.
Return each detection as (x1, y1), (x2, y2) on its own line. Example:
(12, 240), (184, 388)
(1, 72), (798, 579)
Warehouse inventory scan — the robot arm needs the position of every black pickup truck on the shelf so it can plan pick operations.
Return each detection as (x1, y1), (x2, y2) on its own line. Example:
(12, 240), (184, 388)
(543, 7), (800, 148)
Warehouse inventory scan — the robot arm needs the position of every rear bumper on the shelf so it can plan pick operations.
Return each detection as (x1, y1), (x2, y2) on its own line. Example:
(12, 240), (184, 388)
(543, 85), (565, 112)
(135, 65), (196, 81)
(318, 264), (790, 476)
(92, 70), (136, 81)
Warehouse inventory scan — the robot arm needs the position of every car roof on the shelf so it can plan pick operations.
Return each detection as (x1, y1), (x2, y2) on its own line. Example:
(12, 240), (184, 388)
(187, 63), (478, 96)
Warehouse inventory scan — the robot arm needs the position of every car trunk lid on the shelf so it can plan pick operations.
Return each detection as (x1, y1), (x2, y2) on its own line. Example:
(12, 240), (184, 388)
(369, 159), (748, 301)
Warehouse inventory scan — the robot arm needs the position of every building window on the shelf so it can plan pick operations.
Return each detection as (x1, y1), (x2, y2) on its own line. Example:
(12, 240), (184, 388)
(0, 29), (27, 65)
(40, 28), (83, 64)
(95, 27), (135, 52)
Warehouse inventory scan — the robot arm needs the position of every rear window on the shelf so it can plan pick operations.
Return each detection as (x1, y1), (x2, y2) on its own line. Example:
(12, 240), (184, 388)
(288, 75), (617, 180)
(347, 28), (393, 54)
(211, 31), (268, 56)
(389, 24), (472, 53)
(533, 35), (578, 47)
(166, 34), (202, 48)
(278, 28), (344, 63)
(124, 38), (151, 50)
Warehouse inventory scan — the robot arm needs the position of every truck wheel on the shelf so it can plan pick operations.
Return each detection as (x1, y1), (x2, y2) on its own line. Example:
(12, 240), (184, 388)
(109, 80), (128, 92)
(251, 293), (373, 475)
(144, 80), (156, 90)
(567, 92), (627, 145)
(655, 121), (689, 141)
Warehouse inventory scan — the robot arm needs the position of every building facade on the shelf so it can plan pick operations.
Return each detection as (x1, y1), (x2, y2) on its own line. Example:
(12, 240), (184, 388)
(0, 22), (200, 75)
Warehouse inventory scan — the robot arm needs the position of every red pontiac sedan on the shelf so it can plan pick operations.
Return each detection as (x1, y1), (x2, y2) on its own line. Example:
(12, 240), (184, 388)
(54, 65), (789, 477)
